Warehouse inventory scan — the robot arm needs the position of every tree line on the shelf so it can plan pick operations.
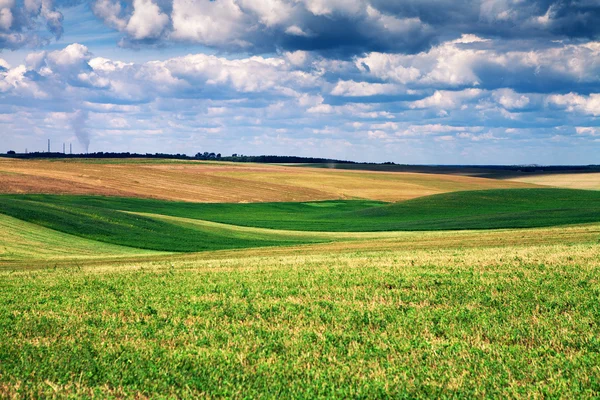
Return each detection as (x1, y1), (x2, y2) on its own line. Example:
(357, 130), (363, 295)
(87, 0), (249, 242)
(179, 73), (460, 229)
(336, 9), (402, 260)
(1, 151), (357, 164)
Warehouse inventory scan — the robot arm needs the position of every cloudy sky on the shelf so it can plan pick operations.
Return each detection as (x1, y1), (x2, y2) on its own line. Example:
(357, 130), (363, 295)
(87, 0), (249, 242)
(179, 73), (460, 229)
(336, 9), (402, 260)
(0, 0), (599, 164)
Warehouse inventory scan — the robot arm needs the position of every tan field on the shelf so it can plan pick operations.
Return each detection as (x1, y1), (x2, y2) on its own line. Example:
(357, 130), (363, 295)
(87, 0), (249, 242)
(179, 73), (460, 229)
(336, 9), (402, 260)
(507, 172), (600, 190)
(0, 158), (535, 203)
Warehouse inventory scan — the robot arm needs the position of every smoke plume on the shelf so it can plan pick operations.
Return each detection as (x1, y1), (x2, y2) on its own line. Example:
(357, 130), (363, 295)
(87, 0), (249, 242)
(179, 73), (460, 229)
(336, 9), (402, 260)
(71, 110), (90, 153)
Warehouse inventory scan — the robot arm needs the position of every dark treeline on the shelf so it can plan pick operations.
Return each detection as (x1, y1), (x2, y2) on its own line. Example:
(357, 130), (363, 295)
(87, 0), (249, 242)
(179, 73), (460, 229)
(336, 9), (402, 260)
(1, 151), (357, 164)
(2, 151), (598, 172)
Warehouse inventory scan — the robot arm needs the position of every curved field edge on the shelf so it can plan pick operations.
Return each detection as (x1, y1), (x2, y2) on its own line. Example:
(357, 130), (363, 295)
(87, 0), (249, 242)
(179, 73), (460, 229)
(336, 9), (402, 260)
(152, 187), (600, 231)
(0, 198), (328, 253)
(4, 221), (599, 270)
(0, 214), (165, 262)
(2, 188), (599, 234)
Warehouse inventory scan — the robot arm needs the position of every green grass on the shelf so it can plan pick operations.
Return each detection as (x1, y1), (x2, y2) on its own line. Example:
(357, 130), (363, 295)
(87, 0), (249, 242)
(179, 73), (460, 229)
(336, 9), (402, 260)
(0, 198), (324, 252)
(0, 243), (599, 397)
(0, 213), (162, 261)
(1, 188), (600, 397)
(3, 189), (600, 236)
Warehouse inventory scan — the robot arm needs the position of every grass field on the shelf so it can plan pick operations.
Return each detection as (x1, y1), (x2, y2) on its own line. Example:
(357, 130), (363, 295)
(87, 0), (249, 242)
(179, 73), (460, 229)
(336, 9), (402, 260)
(0, 158), (534, 202)
(0, 197), (328, 252)
(0, 213), (164, 262)
(1, 159), (599, 398)
(1, 189), (599, 245)
(1, 238), (599, 397)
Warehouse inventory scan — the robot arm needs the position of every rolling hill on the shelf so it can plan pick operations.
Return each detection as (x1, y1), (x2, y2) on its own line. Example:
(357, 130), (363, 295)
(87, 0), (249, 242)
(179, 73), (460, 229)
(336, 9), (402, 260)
(0, 158), (535, 203)
(1, 189), (599, 253)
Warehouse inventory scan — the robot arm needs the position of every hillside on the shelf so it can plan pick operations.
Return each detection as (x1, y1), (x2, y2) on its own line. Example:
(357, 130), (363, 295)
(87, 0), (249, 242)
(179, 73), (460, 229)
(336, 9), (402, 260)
(507, 172), (600, 190)
(0, 158), (535, 203)
(1, 189), (599, 254)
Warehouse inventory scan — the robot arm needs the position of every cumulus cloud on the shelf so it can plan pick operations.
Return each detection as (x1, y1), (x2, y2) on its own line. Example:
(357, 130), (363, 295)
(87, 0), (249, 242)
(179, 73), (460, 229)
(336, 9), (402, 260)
(547, 93), (600, 116)
(126, 0), (170, 40)
(357, 39), (600, 92)
(2, 33), (600, 163)
(331, 80), (402, 97)
(93, 0), (433, 53)
(0, 0), (66, 49)
(85, 0), (600, 55)
(494, 89), (530, 110)
(410, 89), (484, 110)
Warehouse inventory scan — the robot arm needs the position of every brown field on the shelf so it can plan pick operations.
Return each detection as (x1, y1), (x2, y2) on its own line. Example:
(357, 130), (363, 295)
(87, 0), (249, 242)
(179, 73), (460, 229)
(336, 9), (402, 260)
(0, 158), (535, 203)
(507, 172), (600, 190)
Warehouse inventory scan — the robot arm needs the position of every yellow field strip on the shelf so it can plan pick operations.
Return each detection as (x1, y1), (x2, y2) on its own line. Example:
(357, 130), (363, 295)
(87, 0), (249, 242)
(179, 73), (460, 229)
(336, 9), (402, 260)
(507, 172), (600, 190)
(0, 158), (535, 203)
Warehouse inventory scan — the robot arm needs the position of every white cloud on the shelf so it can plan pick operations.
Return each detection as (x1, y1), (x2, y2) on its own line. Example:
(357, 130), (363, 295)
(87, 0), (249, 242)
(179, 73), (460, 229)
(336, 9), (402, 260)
(357, 39), (600, 89)
(126, 0), (169, 40)
(2, 38), (600, 164)
(46, 43), (91, 69)
(0, 64), (47, 98)
(356, 53), (421, 84)
(92, 0), (127, 30)
(494, 89), (530, 109)
(301, 0), (365, 17)
(367, 130), (389, 139)
(547, 93), (600, 116)
(285, 25), (310, 37)
(237, 0), (292, 27)
(452, 34), (490, 44)
(575, 127), (600, 136)
(365, 5), (426, 35)
(0, 4), (13, 31)
(410, 89), (483, 109)
(170, 0), (247, 47)
(331, 80), (401, 97)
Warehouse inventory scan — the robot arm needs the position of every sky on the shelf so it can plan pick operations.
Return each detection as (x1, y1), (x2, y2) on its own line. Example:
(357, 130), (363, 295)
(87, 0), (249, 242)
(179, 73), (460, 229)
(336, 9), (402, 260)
(0, 0), (599, 164)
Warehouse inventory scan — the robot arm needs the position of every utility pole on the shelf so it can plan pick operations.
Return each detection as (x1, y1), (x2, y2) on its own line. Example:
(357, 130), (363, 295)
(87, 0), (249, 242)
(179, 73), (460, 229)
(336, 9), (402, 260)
(63, 143), (65, 154)
(48, 139), (50, 153)
(70, 143), (72, 155)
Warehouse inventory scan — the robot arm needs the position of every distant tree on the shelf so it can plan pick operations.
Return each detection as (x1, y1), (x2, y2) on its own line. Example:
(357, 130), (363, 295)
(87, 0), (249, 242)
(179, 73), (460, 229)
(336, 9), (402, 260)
(7, 150), (15, 155)
(232, 153), (238, 157)
(216, 153), (221, 159)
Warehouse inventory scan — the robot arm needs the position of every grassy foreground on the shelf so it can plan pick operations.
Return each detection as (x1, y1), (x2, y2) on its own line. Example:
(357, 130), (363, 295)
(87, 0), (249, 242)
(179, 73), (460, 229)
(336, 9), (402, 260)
(1, 241), (599, 397)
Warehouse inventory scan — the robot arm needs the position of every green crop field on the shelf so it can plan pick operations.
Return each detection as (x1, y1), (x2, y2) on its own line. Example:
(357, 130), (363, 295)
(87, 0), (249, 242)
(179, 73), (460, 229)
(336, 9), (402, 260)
(1, 163), (600, 398)
(1, 189), (599, 242)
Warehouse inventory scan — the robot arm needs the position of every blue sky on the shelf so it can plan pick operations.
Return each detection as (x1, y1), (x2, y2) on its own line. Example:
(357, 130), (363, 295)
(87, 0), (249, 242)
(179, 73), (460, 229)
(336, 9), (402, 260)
(0, 0), (599, 164)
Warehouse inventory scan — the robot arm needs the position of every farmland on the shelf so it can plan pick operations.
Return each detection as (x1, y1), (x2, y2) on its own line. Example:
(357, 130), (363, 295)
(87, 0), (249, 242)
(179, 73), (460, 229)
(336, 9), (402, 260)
(508, 172), (600, 191)
(1, 158), (599, 398)
(0, 158), (534, 202)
